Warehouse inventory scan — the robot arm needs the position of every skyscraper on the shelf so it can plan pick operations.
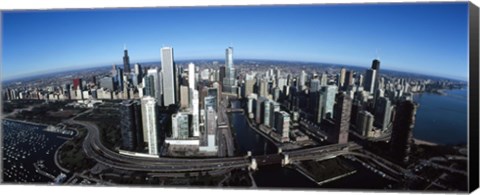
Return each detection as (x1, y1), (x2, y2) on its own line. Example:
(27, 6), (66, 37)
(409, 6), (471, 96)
(115, 66), (124, 91)
(374, 97), (392, 132)
(371, 59), (381, 92)
(191, 89), (200, 137)
(356, 110), (374, 137)
(219, 66), (226, 85)
(141, 96), (159, 155)
(223, 47), (237, 93)
(333, 92), (352, 144)
(364, 68), (377, 94)
(314, 92), (325, 123)
(299, 70), (307, 89)
(245, 73), (256, 97)
(259, 79), (269, 98)
(274, 111), (290, 143)
(226, 47), (233, 69)
(100, 77), (115, 91)
(320, 72), (328, 86)
(269, 101), (280, 128)
(187, 63), (200, 137)
(180, 86), (189, 109)
(345, 70), (354, 90)
(364, 59), (381, 94)
(123, 46), (131, 74)
(256, 97), (268, 124)
(188, 63), (196, 92)
(339, 67), (346, 88)
(372, 59), (380, 70)
(143, 75), (155, 97)
(73, 78), (82, 90)
(310, 79), (321, 92)
(172, 112), (190, 139)
(322, 85), (338, 119)
(120, 100), (143, 151)
(262, 100), (272, 127)
(133, 63), (143, 85)
(161, 47), (176, 106)
(390, 100), (417, 165)
(202, 107), (218, 152)
(134, 63), (143, 81)
(147, 68), (163, 105)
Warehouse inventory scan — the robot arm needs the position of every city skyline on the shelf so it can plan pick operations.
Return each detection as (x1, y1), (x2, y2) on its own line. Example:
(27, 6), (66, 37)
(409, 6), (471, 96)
(2, 3), (469, 81)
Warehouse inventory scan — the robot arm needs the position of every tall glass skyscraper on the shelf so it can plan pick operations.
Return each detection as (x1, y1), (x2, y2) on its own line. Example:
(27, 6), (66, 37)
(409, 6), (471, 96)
(146, 68), (163, 105)
(161, 47), (176, 106)
(364, 59), (381, 94)
(322, 85), (338, 119)
(123, 46), (131, 74)
(223, 47), (237, 93)
(120, 100), (143, 151)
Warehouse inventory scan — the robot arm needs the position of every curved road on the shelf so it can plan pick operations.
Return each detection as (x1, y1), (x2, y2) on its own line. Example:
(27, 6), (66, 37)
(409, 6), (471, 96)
(66, 119), (370, 173)
(66, 119), (251, 172)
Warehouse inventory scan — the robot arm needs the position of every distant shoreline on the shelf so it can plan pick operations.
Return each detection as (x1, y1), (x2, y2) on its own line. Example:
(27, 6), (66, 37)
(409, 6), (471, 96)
(413, 138), (438, 146)
(3, 59), (467, 84)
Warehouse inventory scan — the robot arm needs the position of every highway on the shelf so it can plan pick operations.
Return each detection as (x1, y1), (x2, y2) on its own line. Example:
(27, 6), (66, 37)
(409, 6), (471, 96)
(66, 117), (370, 173)
(76, 120), (244, 167)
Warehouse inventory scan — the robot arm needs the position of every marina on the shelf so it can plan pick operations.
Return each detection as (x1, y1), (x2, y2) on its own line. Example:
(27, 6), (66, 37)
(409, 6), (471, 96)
(2, 119), (75, 183)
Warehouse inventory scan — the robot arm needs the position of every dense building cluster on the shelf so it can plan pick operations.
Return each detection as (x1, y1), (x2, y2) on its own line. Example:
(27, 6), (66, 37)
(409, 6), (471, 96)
(112, 47), (229, 156)
(239, 59), (421, 163)
(2, 47), (463, 162)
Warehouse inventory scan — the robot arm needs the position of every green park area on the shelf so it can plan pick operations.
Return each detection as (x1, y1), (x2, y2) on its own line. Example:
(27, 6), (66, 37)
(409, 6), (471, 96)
(75, 102), (122, 150)
(57, 124), (96, 173)
(4, 100), (86, 125)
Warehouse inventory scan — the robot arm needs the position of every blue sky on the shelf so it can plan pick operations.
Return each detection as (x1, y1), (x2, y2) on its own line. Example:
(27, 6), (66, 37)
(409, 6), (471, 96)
(2, 3), (469, 81)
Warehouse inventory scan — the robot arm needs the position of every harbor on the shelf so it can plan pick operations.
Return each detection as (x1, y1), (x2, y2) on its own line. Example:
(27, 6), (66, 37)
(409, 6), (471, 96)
(2, 119), (75, 183)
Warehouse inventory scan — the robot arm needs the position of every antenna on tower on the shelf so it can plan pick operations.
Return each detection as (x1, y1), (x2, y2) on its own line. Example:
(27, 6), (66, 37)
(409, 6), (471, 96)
(376, 48), (381, 60)
(124, 43), (127, 50)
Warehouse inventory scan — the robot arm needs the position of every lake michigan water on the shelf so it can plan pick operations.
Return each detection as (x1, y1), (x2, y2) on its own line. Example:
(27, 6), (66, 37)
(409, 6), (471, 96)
(412, 88), (468, 145)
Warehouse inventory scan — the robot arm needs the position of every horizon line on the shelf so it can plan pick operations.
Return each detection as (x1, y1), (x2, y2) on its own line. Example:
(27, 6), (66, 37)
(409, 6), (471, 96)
(2, 58), (468, 83)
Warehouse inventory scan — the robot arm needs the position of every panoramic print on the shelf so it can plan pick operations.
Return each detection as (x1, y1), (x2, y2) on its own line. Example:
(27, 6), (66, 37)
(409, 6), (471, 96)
(1, 2), (471, 192)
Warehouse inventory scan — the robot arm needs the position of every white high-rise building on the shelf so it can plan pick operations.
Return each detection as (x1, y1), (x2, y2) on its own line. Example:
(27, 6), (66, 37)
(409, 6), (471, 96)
(299, 70), (307, 89)
(161, 47), (176, 106)
(188, 63), (195, 91)
(339, 67), (346, 88)
(134, 63), (142, 77)
(322, 85), (338, 119)
(364, 69), (377, 94)
(191, 89), (200, 137)
(187, 62), (200, 137)
(320, 72), (328, 86)
(141, 96), (158, 155)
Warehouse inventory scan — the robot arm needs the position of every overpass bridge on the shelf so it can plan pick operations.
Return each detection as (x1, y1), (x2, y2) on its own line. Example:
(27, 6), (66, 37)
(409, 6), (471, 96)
(67, 119), (369, 172)
(226, 108), (244, 113)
